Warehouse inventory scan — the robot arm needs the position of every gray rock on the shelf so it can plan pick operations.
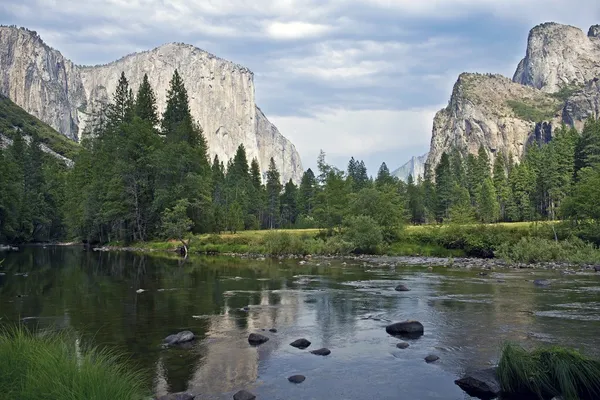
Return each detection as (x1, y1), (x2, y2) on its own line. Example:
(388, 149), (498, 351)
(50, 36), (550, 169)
(233, 390), (256, 400)
(163, 331), (195, 345)
(425, 355), (439, 363)
(248, 333), (269, 345)
(455, 368), (500, 400)
(156, 393), (195, 400)
(396, 342), (409, 349)
(269, 328), (277, 333)
(391, 153), (428, 183)
(0, 26), (303, 184)
(594, 266), (600, 272)
(310, 348), (331, 356)
(288, 375), (306, 384)
(534, 279), (551, 287)
(394, 284), (410, 292)
(290, 338), (311, 349)
(385, 320), (424, 338)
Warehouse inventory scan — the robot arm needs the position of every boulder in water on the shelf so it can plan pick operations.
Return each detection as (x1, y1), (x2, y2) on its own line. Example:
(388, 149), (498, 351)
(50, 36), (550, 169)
(163, 331), (195, 345)
(385, 320), (424, 338)
(290, 338), (311, 349)
(248, 333), (269, 345)
(288, 375), (306, 384)
(269, 328), (277, 333)
(454, 368), (500, 400)
(533, 279), (551, 287)
(425, 354), (439, 363)
(394, 284), (410, 292)
(594, 266), (600, 272)
(396, 342), (409, 349)
(310, 348), (331, 356)
(233, 390), (256, 400)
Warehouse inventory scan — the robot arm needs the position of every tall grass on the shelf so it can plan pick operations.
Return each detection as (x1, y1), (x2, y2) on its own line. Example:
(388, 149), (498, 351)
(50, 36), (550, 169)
(498, 343), (600, 400)
(497, 237), (600, 264)
(0, 326), (148, 400)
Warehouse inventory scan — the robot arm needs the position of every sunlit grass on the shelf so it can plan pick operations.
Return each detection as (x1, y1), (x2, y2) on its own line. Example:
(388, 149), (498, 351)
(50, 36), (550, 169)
(0, 326), (148, 400)
(498, 343), (600, 400)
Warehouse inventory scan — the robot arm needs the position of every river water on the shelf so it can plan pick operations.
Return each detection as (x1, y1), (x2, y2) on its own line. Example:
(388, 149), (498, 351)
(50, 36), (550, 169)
(1, 247), (599, 399)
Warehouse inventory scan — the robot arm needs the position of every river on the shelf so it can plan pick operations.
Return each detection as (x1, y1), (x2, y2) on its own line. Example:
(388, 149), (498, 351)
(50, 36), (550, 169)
(1, 247), (599, 399)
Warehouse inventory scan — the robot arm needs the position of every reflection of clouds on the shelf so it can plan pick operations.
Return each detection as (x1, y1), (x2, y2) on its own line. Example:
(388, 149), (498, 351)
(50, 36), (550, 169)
(180, 287), (300, 395)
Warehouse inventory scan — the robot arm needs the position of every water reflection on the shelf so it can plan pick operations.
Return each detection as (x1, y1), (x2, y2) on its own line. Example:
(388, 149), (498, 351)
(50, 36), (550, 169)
(1, 247), (599, 399)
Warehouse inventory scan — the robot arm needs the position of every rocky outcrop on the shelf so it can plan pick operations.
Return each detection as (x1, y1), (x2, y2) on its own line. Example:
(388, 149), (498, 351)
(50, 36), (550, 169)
(513, 23), (600, 93)
(0, 26), (303, 183)
(562, 77), (600, 130)
(0, 132), (73, 167)
(392, 152), (428, 182)
(427, 73), (561, 170)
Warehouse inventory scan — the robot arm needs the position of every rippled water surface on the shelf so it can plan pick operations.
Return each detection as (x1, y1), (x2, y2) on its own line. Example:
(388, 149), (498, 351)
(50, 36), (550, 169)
(1, 247), (599, 399)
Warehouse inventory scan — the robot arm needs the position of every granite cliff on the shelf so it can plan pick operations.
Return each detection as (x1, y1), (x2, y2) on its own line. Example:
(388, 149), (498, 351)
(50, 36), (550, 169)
(0, 26), (302, 183)
(426, 22), (600, 173)
(392, 153), (428, 182)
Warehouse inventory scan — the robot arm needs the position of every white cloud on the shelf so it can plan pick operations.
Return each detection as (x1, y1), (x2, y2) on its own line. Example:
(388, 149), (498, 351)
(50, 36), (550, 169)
(270, 107), (439, 169)
(266, 21), (333, 40)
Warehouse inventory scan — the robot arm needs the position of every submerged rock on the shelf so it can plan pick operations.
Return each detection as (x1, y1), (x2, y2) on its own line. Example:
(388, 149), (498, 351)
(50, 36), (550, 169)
(396, 342), (410, 349)
(288, 375), (306, 384)
(290, 338), (311, 349)
(233, 390), (256, 400)
(394, 284), (410, 292)
(533, 279), (551, 287)
(156, 393), (195, 400)
(385, 320), (424, 338)
(163, 331), (195, 345)
(425, 355), (439, 363)
(455, 368), (500, 400)
(248, 333), (269, 345)
(310, 348), (331, 356)
(269, 328), (278, 333)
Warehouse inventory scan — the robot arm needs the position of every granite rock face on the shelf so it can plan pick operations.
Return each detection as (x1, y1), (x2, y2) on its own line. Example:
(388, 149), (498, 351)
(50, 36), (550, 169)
(0, 26), (303, 183)
(392, 152), (428, 182)
(513, 22), (600, 93)
(426, 23), (600, 173)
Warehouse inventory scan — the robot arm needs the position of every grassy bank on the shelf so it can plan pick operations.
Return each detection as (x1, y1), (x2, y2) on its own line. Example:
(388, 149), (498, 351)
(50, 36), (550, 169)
(498, 343), (600, 400)
(0, 327), (148, 400)
(110, 221), (600, 264)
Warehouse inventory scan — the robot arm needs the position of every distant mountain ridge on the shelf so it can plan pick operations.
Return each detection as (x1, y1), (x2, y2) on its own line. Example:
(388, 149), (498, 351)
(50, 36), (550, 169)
(392, 153), (428, 182)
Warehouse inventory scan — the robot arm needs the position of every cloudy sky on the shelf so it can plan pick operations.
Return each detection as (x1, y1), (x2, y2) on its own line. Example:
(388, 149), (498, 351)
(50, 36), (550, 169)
(2, 1), (598, 175)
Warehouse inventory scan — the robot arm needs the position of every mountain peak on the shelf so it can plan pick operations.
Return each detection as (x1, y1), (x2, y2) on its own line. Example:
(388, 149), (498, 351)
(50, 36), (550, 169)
(589, 25), (600, 38)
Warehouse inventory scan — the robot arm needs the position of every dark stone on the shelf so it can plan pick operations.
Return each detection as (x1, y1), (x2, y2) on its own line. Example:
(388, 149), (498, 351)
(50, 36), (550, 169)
(454, 368), (500, 400)
(310, 348), (331, 356)
(233, 390), (256, 400)
(385, 320), (424, 338)
(240, 307), (250, 312)
(290, 338), (311, 349)
(269, 328), (277, 333)
(248, 333), (269, 345)
(395, 284), (410, 292)
(478, 272), (488, 276)
(304, 298), (318, 304)
(156, 393), (195, 400)
(163, 331), (195, 345)
(594, 266), (600, 272)
(533, 279), (551, 287)
(425, 354), (439, 363)
(288, 375), (306, 384)
(396, 342), (409, 349)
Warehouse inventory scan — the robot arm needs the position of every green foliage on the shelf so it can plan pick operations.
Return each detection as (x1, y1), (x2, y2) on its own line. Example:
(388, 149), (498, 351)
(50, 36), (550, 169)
(550, 84), (582, 102)
(497, 236), (600, 264)
(498, 343), (600, 400)
(0, 326), (148, 400)
(343, 215), (383, 254)
(506, 99), (557, 122)
(161, 198), (193, 241)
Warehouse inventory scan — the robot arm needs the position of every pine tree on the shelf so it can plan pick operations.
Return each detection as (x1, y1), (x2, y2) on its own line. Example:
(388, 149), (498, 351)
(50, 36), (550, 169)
(107, 72), (134, 128)
(477, 177), (500, 223)
(248, 158), (265, 229)
(434, 152), (453, 221)
(298, 168), (317, 216)
(134, 73), (159, 125)
(407, 175), (426, 224)
(280, 179), (299, 227)
(375, 162), (396, 187)
(161, 69), (195, 144)
(265, 158), (282, 228)
(492, 152), (509, 221)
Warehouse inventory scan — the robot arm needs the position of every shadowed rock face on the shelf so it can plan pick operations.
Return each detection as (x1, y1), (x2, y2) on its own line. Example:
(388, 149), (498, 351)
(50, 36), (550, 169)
(0, 26), (303, 183)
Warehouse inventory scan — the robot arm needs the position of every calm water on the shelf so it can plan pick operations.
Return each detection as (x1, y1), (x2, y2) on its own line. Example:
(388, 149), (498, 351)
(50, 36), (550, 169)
(1, 247), (599, 399)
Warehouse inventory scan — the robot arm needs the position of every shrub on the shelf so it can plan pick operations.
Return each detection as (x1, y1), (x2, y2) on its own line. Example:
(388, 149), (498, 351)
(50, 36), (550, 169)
(262, 231), (306, 256)
(498, 343), (600, 400)
(496, 236), (600, 264)
(343, 215), (383, 254)
(0, 326), (148, 400)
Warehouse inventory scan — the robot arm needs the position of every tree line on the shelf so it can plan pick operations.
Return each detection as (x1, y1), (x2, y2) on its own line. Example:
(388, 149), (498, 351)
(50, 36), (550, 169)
(1, 69), (600, 246)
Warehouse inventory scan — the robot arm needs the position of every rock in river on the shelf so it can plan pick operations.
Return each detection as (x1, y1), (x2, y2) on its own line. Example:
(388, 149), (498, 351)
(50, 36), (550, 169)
(156, 393), (195, 400)
(594, 266), (600, 272)
(290, 338), (311, 349)
(385, 320), (424, 338)
(248, 333), (269, 345)
(533, 279), (551, 287)
(425, 355), (439, 363)
(395, 284), (410, 292)
(288, 375), (306, 384)
(163, 331), (195, 345)
(310, 348), (331, 356)
(233, 390), (256, 400)
(396, 342), (410, 349)
(454, 368), (500, 400)
(269, 328), (278, 333)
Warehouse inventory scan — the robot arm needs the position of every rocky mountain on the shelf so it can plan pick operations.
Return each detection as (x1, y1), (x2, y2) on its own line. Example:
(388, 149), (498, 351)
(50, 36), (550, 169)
(0, 26), (302, 183)
(392, 153), (428, 182)
(426, 22), (600, 173)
